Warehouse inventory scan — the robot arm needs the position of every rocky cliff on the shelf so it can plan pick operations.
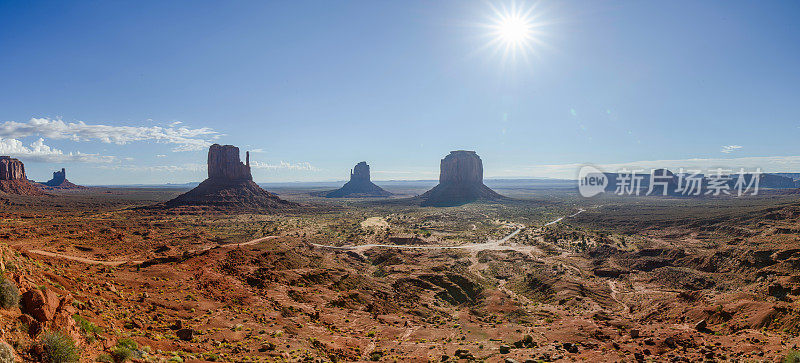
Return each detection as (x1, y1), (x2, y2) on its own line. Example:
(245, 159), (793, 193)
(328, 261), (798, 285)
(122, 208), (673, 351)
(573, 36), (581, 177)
(208, 144), (252, 181)
(323, 161), (392, 198)
(350, 162), (370, 182)
(165, 144), (291, 210)
(0, 156), (44, 195)
(40, 168), (83, 189)
(419, 151), (505, 207)
(0, 156), (26, 180)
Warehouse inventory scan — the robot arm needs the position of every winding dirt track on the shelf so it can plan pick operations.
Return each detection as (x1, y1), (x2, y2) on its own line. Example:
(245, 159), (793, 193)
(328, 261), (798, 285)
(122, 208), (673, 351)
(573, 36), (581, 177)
(312, 208), (585, 253)
(24, 208), (588, 265)
(26, 235), (278, 266)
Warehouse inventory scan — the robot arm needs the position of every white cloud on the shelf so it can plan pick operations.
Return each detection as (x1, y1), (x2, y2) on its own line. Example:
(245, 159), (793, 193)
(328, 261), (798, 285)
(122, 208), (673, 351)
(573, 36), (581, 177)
(0, 117), (219, 152)
(250, 160), (319, 171)
(0, 137), (114, 163)
(721, 145), (743, 153)
(95, 163), (206, 172)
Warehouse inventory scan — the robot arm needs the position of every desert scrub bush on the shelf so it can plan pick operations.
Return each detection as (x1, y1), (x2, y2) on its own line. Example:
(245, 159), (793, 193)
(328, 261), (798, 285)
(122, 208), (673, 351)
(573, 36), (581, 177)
(0, 340), (15, 363)
(0, 278), (19, 309)
(784, 350), (800, 363)
(111, 338), (138, 362)
(73, 315), (103, 343)
(40, 331), (79, 363)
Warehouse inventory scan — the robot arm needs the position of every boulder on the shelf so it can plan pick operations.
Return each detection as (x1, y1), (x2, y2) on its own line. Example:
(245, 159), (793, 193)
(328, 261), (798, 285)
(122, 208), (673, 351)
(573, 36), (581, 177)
(21, 288), (60, 322)
(323, 162), (392, 198)
(419, 151), (506, 207)
(176, 328), (194, 341)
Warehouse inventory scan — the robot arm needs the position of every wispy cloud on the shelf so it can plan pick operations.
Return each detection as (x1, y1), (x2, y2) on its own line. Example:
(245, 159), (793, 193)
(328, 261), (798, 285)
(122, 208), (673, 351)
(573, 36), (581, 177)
(95, 163), (205, 172)
(721, 145), (743, 153)
(0, 137), (114, 163)
(250, 160), (319, 171)
(0, 117), (219, 152)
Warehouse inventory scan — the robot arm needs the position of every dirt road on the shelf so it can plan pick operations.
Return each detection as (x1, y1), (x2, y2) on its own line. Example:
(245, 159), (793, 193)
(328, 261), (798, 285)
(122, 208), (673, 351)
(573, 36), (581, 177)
(26, 235), (278, 266)
(312, 208), (586, 253)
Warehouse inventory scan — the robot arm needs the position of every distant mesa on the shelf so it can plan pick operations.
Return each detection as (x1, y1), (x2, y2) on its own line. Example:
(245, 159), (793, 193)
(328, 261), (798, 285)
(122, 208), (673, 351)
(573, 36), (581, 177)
(0, 156), (44, 195)
(323, 161), (392, 198)
(165, 144), (293, 210)
(601, 168), (800, 196)
(419, 150), (506, 207)
(38, 168), (84, 189)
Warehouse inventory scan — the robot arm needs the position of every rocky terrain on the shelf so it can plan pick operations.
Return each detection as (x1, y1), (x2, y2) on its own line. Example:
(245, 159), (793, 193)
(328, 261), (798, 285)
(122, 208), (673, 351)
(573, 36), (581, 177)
(165, 144), (292, 211)
(0, 156), (44, 196)
(419, 151), (506, 207)
(38, 168), (84, 190)
(323, 162), (392, 198)
(1, 179), (800, 361)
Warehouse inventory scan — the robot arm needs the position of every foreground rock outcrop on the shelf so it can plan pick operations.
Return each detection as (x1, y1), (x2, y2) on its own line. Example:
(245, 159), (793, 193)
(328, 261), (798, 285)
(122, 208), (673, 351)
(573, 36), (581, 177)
(0, 156), (44, 195)
(165, 144), (292, 210)
(323, 162), (392, 198)
(419, 151), (505, 207)
(39, 168), (83, 189)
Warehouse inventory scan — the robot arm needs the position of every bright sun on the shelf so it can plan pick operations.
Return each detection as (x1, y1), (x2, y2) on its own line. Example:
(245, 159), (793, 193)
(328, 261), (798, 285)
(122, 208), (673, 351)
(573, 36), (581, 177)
(496, 14), (532, 47)
(484, 2), (544, 62)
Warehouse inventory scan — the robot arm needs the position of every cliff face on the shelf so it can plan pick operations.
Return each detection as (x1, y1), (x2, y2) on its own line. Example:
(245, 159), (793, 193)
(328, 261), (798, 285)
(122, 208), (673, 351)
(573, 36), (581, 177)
(350, 162), (370, 183)
(0, 156), (44, 195)
(438, 151), (483, 185)
(0, 156), (26, 180)
(208, 144), (252, 181)
(165, 144), (291, 210)
(324, 161), (392, 198)
(419, 151), (505, 207)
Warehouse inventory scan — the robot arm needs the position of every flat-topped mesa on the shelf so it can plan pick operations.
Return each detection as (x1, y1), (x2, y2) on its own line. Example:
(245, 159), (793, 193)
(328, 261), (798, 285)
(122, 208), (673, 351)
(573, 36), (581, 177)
(419, 150), (505, 207)
(0, 156), (44, 195)
(439, 150), (483, 185)
(324, 161), (392, 198)
(208, 144), (252, 181)
(165, 144), (291, 210)
(0, 156), (27, 180)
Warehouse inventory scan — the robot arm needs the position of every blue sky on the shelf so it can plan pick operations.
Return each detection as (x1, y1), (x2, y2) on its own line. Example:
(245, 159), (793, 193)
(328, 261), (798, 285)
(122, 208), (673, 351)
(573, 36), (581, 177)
(1, 1), (798, 184)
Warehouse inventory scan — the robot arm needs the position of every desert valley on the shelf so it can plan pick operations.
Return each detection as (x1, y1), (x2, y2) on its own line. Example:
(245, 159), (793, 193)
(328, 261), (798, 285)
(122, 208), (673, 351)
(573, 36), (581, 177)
(2, 146), (800, 362)
(2, 1), (799, 362)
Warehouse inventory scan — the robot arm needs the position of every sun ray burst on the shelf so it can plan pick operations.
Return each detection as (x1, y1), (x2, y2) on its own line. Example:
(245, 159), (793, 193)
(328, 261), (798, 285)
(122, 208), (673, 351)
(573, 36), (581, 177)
(481, 1), (547, 64)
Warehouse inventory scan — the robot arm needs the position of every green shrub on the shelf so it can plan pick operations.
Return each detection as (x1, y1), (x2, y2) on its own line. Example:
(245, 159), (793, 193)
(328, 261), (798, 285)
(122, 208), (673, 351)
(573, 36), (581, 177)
(0, 278), (19, 309)
(111, 347), (132, 363)
(73, 315), (104, 343)
(0, 340), (15, 363)
(111, 338), (138, 362)
(784, 350), (800, 363)
(40, 331), (79, 363)
(115, 338), (137, 350)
